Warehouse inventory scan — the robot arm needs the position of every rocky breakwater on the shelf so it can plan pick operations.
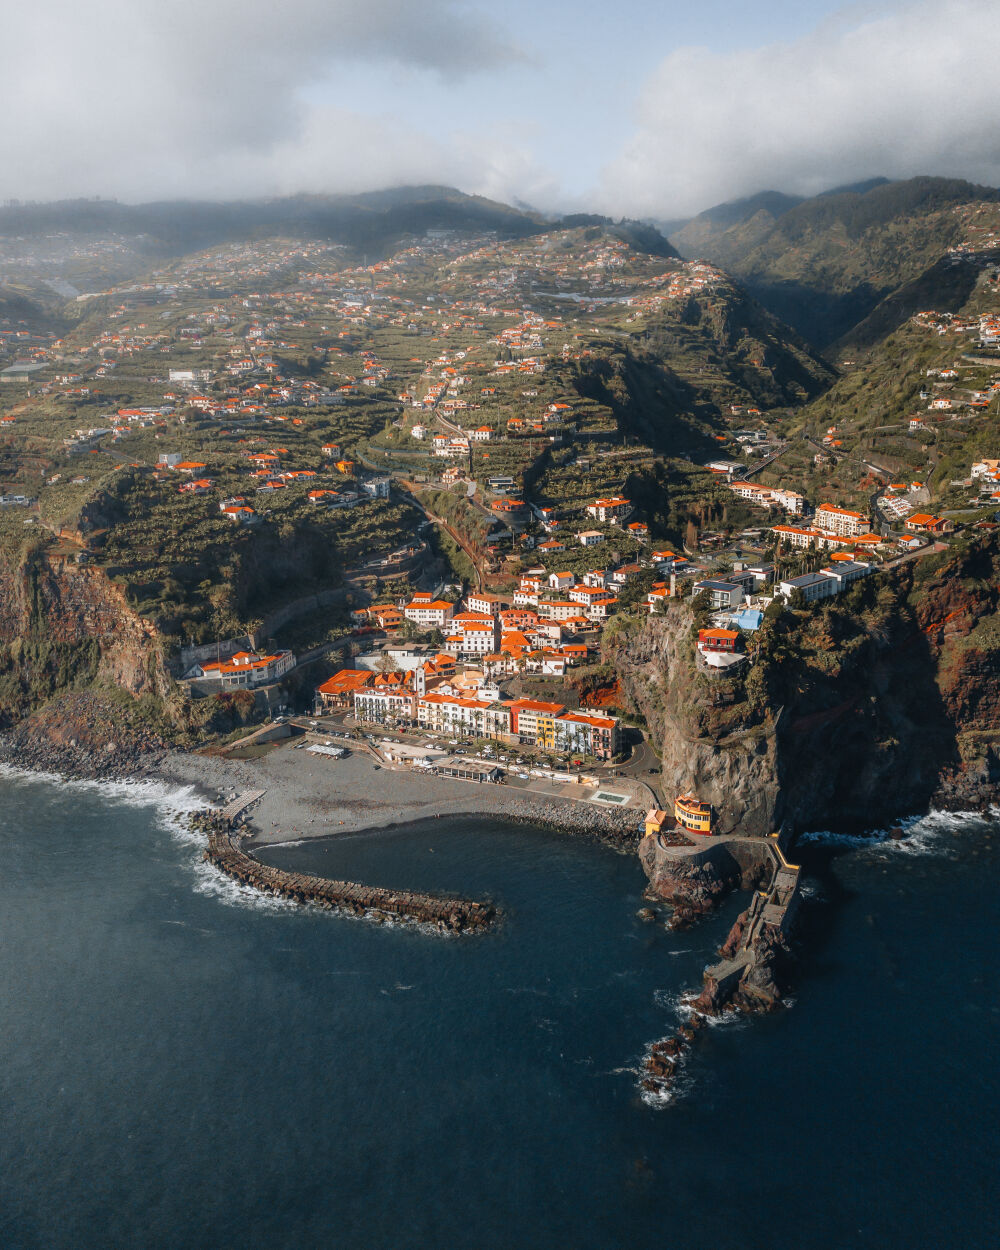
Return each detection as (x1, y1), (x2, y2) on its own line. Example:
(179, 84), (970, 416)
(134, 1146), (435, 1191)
(199, 813), (498, 934)
(638, 830), (801, 1099)
(504, 797), (643, 851)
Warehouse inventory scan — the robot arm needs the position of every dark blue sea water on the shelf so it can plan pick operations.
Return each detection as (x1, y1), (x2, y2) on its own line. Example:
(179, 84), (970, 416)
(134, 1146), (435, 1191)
(0, 770), (997, 1250)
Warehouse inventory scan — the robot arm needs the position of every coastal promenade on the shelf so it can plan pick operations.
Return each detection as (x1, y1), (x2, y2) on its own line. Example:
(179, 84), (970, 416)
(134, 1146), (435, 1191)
(203, 819), (498, 932)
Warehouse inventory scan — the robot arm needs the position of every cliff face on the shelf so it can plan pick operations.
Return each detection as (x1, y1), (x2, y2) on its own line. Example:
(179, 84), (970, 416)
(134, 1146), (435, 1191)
(609, 611), (781, 836)
(0, 542), (170, 727)
(607, 534), (1000, 835)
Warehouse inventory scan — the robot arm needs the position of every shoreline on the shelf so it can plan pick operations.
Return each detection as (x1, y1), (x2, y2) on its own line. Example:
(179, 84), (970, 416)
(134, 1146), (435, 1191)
(153, 744), (645, 850)
(1, 727), (996, 849)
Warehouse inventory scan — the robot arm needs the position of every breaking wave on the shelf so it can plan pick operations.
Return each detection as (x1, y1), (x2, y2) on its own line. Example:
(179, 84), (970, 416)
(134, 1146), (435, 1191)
(0, 762), (206, 833)
(798, 808), (990, 858)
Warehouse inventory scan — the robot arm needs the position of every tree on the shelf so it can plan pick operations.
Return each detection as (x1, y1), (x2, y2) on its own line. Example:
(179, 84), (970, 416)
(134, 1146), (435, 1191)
(744, 663), (769, 715)
(615, 568), (658, 611)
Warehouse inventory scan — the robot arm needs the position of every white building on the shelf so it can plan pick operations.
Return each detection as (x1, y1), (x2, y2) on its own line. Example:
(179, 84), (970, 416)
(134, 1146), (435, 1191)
(417, 693), (509, 738)
(168, 368), (213, 384)
(772, 524), (824, 549)
(403, 598), (455, 628)
(779, 573), (839, 603)
(361, 476), (391, 499)
(693, 579), (745, 610)
(191, 649), (295, 688)
(444, 624), (499, 656)
(466, 591), (503, 616)
(537, 600), (578, 621)
(819, 561), (871, 590)
(586, 497), (632, 524)
(813, 505), (867, 537)
(354, 686), (414, 724)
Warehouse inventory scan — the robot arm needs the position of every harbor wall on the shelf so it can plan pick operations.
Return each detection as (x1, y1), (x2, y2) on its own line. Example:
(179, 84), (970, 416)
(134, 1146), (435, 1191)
(203, 824), (497, 932)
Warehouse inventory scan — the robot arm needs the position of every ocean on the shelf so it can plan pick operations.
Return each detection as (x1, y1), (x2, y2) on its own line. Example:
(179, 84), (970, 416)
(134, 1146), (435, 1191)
(0, 770), (996, 1249)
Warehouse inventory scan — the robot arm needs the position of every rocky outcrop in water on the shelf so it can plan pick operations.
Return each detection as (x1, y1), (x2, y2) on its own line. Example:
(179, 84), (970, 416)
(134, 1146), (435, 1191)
(638, 832), (772, 925)
(638, 831), (800, 1099)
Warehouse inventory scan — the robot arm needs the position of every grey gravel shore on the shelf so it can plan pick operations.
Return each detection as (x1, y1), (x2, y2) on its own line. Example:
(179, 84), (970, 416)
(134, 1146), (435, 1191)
(154, 744), (643, 849)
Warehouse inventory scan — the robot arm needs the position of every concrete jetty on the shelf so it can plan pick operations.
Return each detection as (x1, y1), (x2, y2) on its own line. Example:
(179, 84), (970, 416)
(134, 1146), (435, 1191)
(698, 836), (801, 1008)
(638, 830), (803, 1097)
(203, 824), (498, 933)
(217, 789), (266, 824)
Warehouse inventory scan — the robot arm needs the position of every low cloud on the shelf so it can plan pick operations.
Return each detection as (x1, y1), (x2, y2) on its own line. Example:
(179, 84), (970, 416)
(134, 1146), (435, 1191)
(1, 0), (523, 202)
(602, 0), (1000, 219)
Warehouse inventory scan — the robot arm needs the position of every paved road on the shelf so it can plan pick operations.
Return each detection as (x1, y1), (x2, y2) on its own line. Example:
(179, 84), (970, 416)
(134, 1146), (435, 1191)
(883, 539), (950, 570)
(616, 736), (663, 804)
(739, 442), (790, 478)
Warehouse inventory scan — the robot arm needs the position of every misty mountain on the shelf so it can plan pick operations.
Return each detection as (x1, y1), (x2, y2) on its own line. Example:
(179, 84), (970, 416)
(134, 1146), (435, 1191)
(661, 178), (888, 257)
(0, 187), (548, 257)
(667, 176), (1000, 349)
(0, 187), (683, 270)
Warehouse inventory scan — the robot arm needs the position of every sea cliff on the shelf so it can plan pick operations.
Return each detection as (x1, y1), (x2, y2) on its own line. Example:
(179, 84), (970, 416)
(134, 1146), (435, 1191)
(605, 530), (1000, 836)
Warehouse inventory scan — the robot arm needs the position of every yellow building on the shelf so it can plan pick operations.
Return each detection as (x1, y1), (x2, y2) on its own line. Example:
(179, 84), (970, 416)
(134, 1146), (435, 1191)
(644, 809), (669, 837)
(674, 794), (713, 835)
(536, 712), (559, 750)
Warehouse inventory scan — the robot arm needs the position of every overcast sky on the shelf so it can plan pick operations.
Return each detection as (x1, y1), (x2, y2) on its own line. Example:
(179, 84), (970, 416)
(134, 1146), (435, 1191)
(4, 0), (1000, 218)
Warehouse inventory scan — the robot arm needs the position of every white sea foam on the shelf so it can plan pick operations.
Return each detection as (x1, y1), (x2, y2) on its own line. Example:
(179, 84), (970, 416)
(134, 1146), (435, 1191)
(0, 761), (208, 845)
(639, 1068), (699, 1109)
(798, 807), (987, 858)
(636, 1040), (696, 1108)
(0, 761), (206, 813)
(190, 857), (297, 914)
(189, 855), (461, 935)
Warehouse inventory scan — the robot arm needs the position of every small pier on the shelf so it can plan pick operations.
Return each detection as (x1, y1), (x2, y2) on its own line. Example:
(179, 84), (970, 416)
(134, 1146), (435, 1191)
(203, 825), (498, 933)
(217, 790), (266, 824)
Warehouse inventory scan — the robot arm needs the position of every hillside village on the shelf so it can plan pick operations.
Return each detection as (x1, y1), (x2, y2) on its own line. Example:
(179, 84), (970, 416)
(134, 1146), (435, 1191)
(2, 191), (1000, 797)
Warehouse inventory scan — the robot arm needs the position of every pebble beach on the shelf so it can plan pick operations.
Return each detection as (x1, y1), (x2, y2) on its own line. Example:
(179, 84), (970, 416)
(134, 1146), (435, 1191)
(155, 743), (644, 849)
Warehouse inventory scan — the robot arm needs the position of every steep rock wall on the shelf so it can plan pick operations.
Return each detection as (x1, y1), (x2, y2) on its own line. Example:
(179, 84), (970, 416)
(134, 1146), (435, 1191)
(607, 612), (782, 836)
(607, 537), (1000, 835)
(0, 542), (171, 726)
